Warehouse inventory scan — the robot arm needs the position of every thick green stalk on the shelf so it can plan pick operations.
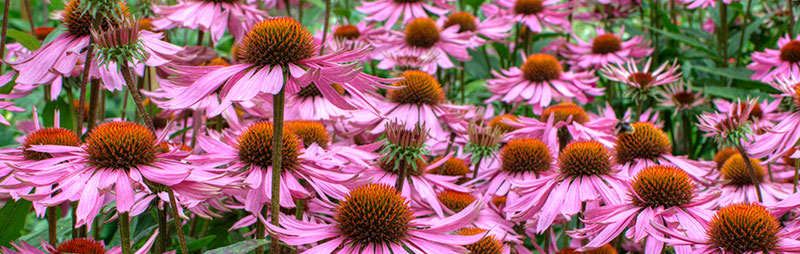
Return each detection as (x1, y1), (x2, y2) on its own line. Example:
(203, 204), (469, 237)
(167, 189), (189, 254)
(119, 212), (132, 254)
(119, 60), (155, 130)
(0, 0), (10, 71)
(735, 143), (763, 202)
(269, 86), (286, 253)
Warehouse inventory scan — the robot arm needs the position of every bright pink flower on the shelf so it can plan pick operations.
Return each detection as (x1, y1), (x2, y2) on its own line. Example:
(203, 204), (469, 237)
(682, 0), (737, 9)
(748, 35), (800, 82)
(469, 138), (556, 198)
(483, 0), (571, 33)
(714, 97), (783, 134)
(1, 235), (160, 254)
(564, 27), (652, 70)
(657, 80), (706, 115)
(708, 153), (790, 206)
(613, 122), (710, 182)
(268, 183), (485, 253)
(378, 17), (471, 70)
(436, 11), (513, 48)
(152, 0), (265, 44)
(356, 0), (452, 27)
(486, 53), (602, 114)
(749, 73), (800, 161)
(601, 58), (681, 91)
(505, 102), (618, 148)
(571, 165), (717, 254)
(377, 48), (440, 74)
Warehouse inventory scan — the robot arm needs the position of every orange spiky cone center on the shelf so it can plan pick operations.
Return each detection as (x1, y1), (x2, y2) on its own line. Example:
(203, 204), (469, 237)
(430, 157), (470, 176)
(85, 122), (157, 169)
(237, 121), (302, 170)
(334, 184), (414, 245)
(239, 17), (316, 66)
(713, 147), (738, 170)
(780, 40), (800, 63)
(559, 141), (612, 177)
(628, 72), (654, 87)
(296, 83), (345, 98)
(443, 12), (477, 33)
(159, 142), (192, 153)
(62, 0), (128, 37)
(489, 114), (519, 133)
(22, 127), (80, 161)
(614, 122), (671, 164)
(53, 239), (106, 254)
(514, 0), (545, 15)
(501, 138), (552, 175)
(286, 120), (330, 149)
(204, 57), (231, 66)
(386, 70), (445, 105)
(404, 18), (440, 48)
(333, 25), (360, 40)
(707, 203), (780, 253)
(521, 54), (562, 82)
(455, 228), (504, 254)
(34, 27), (55, 40)
(591, 34), (622, 54)
(631, 165), (695, 208)
(720, 154), (765, 186)
(438, 190), (476, 213)
(541, 102), (590, 124)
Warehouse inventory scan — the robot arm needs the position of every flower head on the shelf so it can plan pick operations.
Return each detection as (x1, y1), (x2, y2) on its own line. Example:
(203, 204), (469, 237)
(630, 165), (695, 208)
(380, 120), (430, 173)
(697, 97), (759, 147)
(239, 17), (317, 66)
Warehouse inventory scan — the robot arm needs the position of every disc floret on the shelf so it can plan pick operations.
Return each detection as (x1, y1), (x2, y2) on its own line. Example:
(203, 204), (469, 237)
(707, 203), (780, 253)
(85, 122), (158, 169)
(334, 184), (414, 245)
(237, 121), (303, 170)
(631, 165), (695, 208)
(22, 127), (80, 161)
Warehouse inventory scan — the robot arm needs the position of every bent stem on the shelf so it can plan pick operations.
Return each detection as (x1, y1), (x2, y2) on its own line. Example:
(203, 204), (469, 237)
(167, 188), (189, 254)
(269, 85), (287, 253)
(119, 60), (155, 131)
(119, 212), (132, 254)
(735, 143), (763, 202)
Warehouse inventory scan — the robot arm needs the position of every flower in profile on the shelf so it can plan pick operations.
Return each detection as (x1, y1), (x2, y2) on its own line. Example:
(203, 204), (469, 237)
(351, 70), (468, 146)
(681, 0), (737, 9)
(614, 122), (709, 181)
(380, 17), (470, 70)
(696, 97), (758, 147)
(485, 0), (571, 33)
(486, 53), (602, 114)
(324, 22), (389, 56)
(711, 154), (790, 206)
(715, 97), (782, 134)
(268, 183), (485, 253)
(505, 102), (618, 148)
(748, 34), (800, 82)
(601, 58), (681, 102)
(439, 11), (513, 48)
(356, 0), (452, 27)
(564, 27), (652, 70)
(464, 123), (504, 173)
(471, 138), (556, 196)
(151, 0), (265, 44)
(652, 203), (800, 253)
(571, 165), (718, 254)
(166, 17), (394, 116)
(657, 80), (705, 115)
(1, 235), (159, 254)
(507, 141), (627, 233)
(378, 49), (441, 74)
(749, 73), (800, 161)
(0, 101), (24, 125)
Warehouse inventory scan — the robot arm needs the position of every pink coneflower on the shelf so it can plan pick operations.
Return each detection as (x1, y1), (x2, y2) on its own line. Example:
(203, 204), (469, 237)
(505, 102), (618, 148)
(484, 0), (571, 33)
(657, 80), (706, 115)
(710, 154), (790, 206)
(190, 121), (357, 215)
(438, 11), (513, 48)
(682, 0), (737, 9)
(748, 34), (800, 82)
(18, 121), (196, 227)
(571, 165), (718, 253)
(351, 70), (468, 146)
(749, 73), (800, 161)
(0, 101), (24, 125)
(470, 138), (556, 197)
(652, 203), (800, 253)
(1, 236), (159, 254)
(379, 17), (470, 70)
(714, 97), (782, 134)
(166, 17), (393, 115)
(564, 27), (653, 70)
(324, 22), (389, 55)
(356, 0), (452, 27)
(613, 122), (709, 181)
(151, 0), (266, 44)
(486, 53), (602, 114)
(507, 141), (628, 233)
(696, 97), (758, 144)
(601, 58), (681, 98)
(268, 183), (485, 253)
(377, 48), (440, 74)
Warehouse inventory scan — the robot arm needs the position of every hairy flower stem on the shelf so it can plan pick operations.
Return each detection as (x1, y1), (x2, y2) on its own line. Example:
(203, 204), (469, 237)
(444, 132), (456, 159)
(119, 212), (132, 254)
(155, 206), (169, 254)
(46, 207), (57, 246)
(681, 110), (694, 158)
(120, 60), (155, 131)
(19, 0), (33, 35)
(87, 79), (101, 132)
(168, 189), (189, 254)
(735, 144), (763, 202)
(76, 44), (95, 135)
(255, 207), (266, 254)
(395, 159), (408, 191)
(471, 157), (483, 180)
(0, 0), (10, 71)
(460, 61), (466, 103)
(269, 85), (287, 254)
(190, 110), (203, 148)
(718, 1), (729, 69)
(793, 159), (799, 193)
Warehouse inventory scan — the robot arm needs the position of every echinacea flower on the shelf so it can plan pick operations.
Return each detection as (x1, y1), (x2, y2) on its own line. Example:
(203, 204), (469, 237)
(151, 0), (266, 44)
(651, 203), (800, 253)
(486, 53), (602, 114)
(438, 11), (513, 47)
(325, 22), (389, 56)
(379, 17), (471, 70)
(601, 58), (681, 101)
(696, 97), (758, 147)
(470, 138), (556, 197)
(681, 0), (737, 9)
(483, 0), (571, 33)
(657, 80), (705, 115)
(748, 34), (800, 82)
(613, 122), (709, 181)
(378, 48), (441, 74)
(268, 183), (485, 253)
(711, 154), (790, 206)
(1, 236), (158, 254)
(714, 97), (782, 134)
(564, 27), (653, 70)
(356, 0), (452, 27)
(749, 73), (800, 161)
(507, 141), (628, 233)
(505, 102), (618, 148)
(166, 17), (393, 115)
(571, 165), (718, 254)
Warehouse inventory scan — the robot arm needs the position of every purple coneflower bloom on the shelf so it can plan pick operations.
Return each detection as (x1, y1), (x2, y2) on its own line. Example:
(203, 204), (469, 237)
(564, 27), (652, 70)
(749, 73), (800, 161)
(483, 0), (571, 33)
(152, 0), (266, 44)
(748, 34), (800, 82)
(356, 0), (452, 27)
(379, 17), (471, 70)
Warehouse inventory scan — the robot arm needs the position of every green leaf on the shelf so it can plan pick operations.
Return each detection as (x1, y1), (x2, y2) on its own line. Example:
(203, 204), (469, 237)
(204, 239), (269, 254)
(0, 199), (33, 247)
(691, 65), (754, 82)
(6, 30), (41, 51)
(637, 23), (717, 57)
(19, 210), (73, 248)
(464, 0), (484, 10)
(702, 86), (771, 100)
(189, 235), (217, 251)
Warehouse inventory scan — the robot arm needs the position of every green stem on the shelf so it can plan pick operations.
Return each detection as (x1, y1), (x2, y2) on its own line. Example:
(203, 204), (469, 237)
(681, 110), (693, 157)
(87, 79), (101, 132)
(790, 0), (796, 37)
(793, 159), (799, 193)
(269, 84), (287, 253)
(719, 1), (729, 68)
(167, 189), (189, 254)
(0, 0), (10, 71)
(319, 0), (331, 55)
(76, 43), (95, 135)
(119, 60), (155, 130)
(155, 206), (169, 254)
(119, 212), (132, 254)
(734, 0), (752, 67)
(47, 207), (57, 246)
(735, 143), (763, 202)
(395, 159), (408, 191)
(471, 157), (483, 180)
